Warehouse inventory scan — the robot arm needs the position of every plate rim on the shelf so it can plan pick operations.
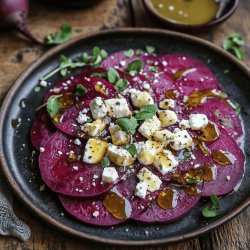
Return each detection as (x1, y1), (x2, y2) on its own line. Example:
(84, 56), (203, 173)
(1, 28), (250, 246)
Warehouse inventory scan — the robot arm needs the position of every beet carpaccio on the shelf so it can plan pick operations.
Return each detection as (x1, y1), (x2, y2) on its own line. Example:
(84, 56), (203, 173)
(31, 47), (245, 226)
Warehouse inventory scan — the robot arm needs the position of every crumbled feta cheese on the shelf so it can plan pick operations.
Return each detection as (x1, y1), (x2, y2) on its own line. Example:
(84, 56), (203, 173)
(90, 97), (107, 119)
(81, 119), (106, 136)
(138, 115), (161, 139)
(152, 129), (174, 145)
(226, 175), (231, 181)
(143, 83), (150, 90)
(162, 60), (168, 67)
(107, 144), (134, 167)
(134, 182), (148, 199)
(92, 211), (100, 217)
(74, 138), (81, 145)
(158, 110), (178, 127)
(137, 167), (162, 192)
(72, 166), (79, 171)
(159, 99), (175, 109)
(104, 98), (130, 118)
(182, 95), (189, 103)
(135, 140), (164, 165)
(76, 113), (90, 124)
(109, 125), (131, 146)
(171, 130), (193, 151)
(179, 119), (190, 129)
(40, 80), (47, 87)
(154, 150), (178, 175)
(189, 114), (208, 130)
(82, 138), (108, 164)
(120, 60), (126, 67)
(102, 167), (119, 183)
(129, 89), (154, 108)
(39, 147), (45, 152)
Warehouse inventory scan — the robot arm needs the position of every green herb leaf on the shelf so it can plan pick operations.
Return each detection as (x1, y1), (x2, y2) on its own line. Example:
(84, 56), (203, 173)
(211, 193), (220, 209)
(134, 104), (157, 121)
(82, 52), (90, 63)
(214, 109), (220, 118)
(222, 33), (245, 60)
(159, 164), (163, 170)
(146, 46), (155, 54)
(115, 117), (138, 134)
(123, 49), (134, 58)
(123, 144), (137, 157)
(46, 95), (61, 117)
(185, 178), (197, 185)
(219, 92), (227, 99)
(126, 60), (144, 75)
(45, 24), (72, 45)
(228, 100), (241, 115)
(114, 79), (128, 92)
(202, 193), (220, 218)
(59, 54), (72, 76)
(183, 150), (192, 158)
(91, 72), (106, 78)
(202, 206), (219, 218)
(101, 156), (110, 168)
(135, 49), (144, 55)
(149, 66), (158, 72)
(34, 86), (41, 93)
(75, 84), (88, 96)
(229, 33), (245, 46)
(107, 69), (120, 83)
(231, 47), (244, 60)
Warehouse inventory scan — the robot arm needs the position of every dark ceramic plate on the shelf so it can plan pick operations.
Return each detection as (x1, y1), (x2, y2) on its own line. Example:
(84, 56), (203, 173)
(0, 29), (250, 246)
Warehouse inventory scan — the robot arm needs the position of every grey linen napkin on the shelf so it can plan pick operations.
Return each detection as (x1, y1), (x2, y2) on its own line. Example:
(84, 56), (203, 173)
(0, 173), (31, 241)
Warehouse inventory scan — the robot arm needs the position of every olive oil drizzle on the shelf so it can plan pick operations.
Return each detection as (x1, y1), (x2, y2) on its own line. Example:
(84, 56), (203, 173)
(103, 188), (132, 220)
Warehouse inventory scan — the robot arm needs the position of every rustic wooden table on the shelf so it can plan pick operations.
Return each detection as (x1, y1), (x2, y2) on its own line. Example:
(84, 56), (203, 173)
(0, 0), (249, 249)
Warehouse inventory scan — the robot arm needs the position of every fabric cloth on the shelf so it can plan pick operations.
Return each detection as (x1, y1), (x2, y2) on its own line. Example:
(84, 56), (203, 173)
(0, 173), (31, 241)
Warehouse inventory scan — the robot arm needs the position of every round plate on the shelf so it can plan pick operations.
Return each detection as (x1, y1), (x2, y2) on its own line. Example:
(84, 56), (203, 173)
(0, 28), (250, 246)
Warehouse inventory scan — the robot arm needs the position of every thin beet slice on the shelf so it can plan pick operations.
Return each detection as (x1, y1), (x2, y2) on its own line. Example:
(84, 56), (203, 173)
(133, 184), (200, 223)
(158, 54), (221, 97)
(201, 127), (245, 197)
(30, 109), (56, 150)
(49, 76), (116, 138)
(39, 131), (124, 198)
(191, 99), (244, 147)
(44, 68), (108, 102)
(59, 168), (151, 226)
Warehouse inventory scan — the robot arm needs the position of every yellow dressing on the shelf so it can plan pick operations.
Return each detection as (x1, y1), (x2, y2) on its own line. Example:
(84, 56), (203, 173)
(150, 0), (219, 25)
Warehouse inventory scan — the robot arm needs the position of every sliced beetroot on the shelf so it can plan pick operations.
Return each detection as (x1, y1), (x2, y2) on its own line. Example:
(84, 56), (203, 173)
(133, 184), (200, 223)
(49, 76), (116, 138)
(201, 127), (245, 197)
(39, 131), (125, 198)
(59, 168), (151, 226)
(30, 109), (56, 150)
(158, 54), (221, 97)
(44, 68), (108, 102)
(191, 99), (243, 146)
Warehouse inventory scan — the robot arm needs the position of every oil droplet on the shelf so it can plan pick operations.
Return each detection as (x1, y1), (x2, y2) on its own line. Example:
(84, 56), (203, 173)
(183, 185), (200, 196)
(187, 90), (222, 108)
(212, 150), (234, 166)
(165, 89), (178, 99)
(193, 137), (210, 156)
(18, 98), (26, 108)
(11, 117), (21, 129)
(157, 189), (177, 209)
(200, 122), (220, 142)
(95, 83), (107, 95)
(67, 153), (78, 163)
(172, 68), (191, 80)
(103, 189), (131, 220)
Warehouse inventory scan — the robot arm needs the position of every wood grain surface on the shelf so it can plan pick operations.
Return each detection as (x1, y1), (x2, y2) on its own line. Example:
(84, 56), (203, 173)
(0, 0), (249, 249)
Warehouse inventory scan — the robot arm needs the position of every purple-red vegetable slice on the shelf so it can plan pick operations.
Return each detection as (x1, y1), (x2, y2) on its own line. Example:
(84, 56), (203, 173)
(30, 109), (56, 150)
(133, 184), (201, 223)
(191, 99), (243, 146)
(39, 131), (124, 198)
(201, 127), (245, 197)
(59, 168), (151, 226)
